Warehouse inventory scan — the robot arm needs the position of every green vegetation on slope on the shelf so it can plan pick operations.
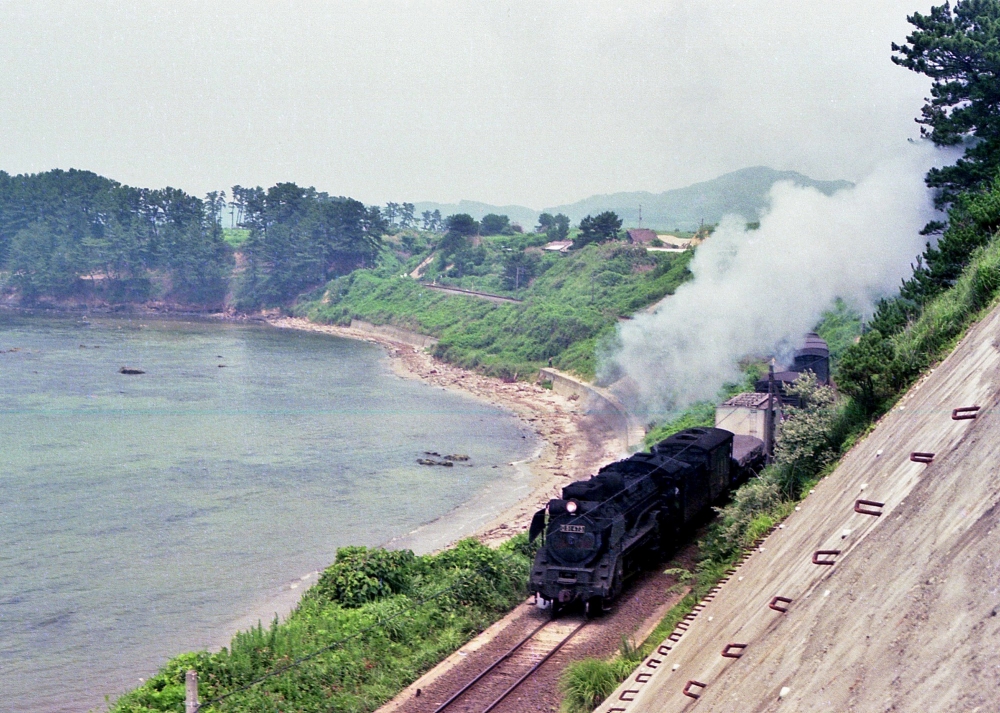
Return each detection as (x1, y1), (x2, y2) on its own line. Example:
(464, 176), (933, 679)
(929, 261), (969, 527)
(110, 537), (535, 713)
(838, 174), (1000, 415)
(559, 113), (1000, 713)
(297, 241), (693, 380)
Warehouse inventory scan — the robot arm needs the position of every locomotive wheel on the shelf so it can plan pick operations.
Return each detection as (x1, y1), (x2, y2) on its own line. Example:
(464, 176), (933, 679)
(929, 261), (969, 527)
(585, 596), (605, 618)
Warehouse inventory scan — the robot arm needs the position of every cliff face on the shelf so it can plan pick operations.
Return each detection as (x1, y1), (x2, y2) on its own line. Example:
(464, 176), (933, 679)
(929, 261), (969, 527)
(598, 301), (1000, 712)
(0, 277), (230, 313)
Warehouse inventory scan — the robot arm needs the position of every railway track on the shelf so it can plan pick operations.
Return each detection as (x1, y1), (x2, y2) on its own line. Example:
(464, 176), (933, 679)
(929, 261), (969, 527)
(430, 614), (587, 713)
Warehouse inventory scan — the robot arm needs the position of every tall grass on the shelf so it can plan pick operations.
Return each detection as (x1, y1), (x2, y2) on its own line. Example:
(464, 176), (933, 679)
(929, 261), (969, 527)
(108, 537), (536, 713)
(559, 558), (731, 713)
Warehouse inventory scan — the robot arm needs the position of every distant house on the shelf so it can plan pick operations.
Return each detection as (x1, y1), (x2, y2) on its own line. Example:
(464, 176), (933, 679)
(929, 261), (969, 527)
(626, 228), (658, 245)
(543, 240), (573, 253)
(657, 234), (694, 249)
(715, 392), (774, 439)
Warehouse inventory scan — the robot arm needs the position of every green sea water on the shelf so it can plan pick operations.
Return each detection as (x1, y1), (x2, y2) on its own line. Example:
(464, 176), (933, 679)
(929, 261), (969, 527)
(0, 313), (537, 712)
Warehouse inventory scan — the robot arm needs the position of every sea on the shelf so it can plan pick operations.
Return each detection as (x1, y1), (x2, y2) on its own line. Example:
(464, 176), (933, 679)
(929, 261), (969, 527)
(0, 312), (538, 712)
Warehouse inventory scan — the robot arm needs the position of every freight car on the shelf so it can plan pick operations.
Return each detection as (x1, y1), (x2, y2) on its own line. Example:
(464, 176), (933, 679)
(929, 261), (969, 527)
(527, 427), (764, 615)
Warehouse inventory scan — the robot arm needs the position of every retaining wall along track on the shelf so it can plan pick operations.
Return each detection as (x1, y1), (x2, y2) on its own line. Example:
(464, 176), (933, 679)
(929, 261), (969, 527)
(538, 368), (645, 449)
(597, 301), (1000, 712)
(348, 319), (439, 349)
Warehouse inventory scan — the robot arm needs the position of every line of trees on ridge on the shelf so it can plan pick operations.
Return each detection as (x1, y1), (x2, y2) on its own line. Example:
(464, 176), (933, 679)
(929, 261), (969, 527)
(0, 167), (635, 308)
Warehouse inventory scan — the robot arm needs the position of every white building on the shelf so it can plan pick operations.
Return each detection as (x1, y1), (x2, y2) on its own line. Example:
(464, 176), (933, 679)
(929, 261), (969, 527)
(715, 392), (776, 439)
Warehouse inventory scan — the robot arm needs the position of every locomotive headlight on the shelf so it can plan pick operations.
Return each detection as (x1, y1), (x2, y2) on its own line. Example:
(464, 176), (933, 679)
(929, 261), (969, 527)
(566, 500), (578, 514)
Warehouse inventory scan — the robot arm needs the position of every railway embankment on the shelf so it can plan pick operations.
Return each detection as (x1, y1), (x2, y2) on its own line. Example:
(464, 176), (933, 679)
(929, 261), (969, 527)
(378, 553), (696, 713)
(595, 298), (1000, 712)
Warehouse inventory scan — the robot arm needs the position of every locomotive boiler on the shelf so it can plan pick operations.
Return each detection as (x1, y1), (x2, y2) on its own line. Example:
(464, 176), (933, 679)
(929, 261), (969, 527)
(528, 427), (763, 615)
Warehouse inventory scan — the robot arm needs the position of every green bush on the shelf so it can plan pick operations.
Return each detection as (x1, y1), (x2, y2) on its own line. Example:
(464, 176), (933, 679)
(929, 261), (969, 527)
(311, 546), (416, 607)
(560, 656), (638, 713)
(772, 373), (839, 496)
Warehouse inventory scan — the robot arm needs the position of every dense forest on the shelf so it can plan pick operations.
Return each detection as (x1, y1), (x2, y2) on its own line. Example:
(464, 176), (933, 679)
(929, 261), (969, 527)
(0, 170), (387, 309)
(0, 170), (232, 305)
(230, 184), (386, 309)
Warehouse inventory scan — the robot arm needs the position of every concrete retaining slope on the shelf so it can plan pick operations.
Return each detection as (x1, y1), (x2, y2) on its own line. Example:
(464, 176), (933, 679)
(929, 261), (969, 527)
(597, 303), (1000, 712)
(539, 368), (646, 450)
(349, 319), (438, 349)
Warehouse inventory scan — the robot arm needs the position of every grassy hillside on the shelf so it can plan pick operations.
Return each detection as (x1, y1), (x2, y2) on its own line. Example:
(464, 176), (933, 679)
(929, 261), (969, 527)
(296, 237), (693, 380)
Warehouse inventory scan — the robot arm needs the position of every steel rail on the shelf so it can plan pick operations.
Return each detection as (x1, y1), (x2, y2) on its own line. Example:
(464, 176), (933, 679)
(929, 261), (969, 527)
(431, 618), (552, 713)
(480, 620), (587, 713)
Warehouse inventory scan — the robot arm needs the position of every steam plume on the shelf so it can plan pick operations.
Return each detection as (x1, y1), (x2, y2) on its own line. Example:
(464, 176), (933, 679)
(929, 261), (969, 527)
(603, 144), (947, 416)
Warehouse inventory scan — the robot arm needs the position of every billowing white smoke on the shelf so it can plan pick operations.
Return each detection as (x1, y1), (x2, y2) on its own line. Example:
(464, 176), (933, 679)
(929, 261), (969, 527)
(603, 144), (946, 416)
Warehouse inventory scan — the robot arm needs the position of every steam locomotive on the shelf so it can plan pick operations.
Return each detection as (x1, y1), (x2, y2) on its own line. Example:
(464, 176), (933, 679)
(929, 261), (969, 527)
(527, 427), (764, 615)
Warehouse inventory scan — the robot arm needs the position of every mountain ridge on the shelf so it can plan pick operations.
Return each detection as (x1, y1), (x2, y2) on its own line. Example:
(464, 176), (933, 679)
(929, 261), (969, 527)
(413, 166), (853, 231)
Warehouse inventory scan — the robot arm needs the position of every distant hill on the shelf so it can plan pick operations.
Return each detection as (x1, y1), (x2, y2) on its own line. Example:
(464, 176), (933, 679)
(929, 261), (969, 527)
(411, 200), (539, 230)
(543, 167), (853, 231)
(414, 167), (852, 232)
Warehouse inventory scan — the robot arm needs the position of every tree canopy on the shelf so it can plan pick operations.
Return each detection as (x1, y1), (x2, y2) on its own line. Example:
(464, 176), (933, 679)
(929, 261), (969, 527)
(233, 183), (385, 308)
(893, 0), (1000, 202)
(0, 169), (232, 304)
(573, 211), (623, 249)
(480, 213), (511, 235)
(536, 213), (570, 241)
(445, 213), (480, 237)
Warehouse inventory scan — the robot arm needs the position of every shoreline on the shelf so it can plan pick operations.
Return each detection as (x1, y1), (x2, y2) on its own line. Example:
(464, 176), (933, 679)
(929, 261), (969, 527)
(212, 316), (628, 649)
(267, 316), (629, 548)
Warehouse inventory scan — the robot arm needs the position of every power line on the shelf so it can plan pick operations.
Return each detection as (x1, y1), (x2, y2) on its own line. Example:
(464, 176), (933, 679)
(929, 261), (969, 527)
(194, 406), (756, 710)
(193, 564), (501, 711)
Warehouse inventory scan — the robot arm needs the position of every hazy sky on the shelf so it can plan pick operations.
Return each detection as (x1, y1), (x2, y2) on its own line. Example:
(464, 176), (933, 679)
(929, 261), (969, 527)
(0, 1), (935, 207)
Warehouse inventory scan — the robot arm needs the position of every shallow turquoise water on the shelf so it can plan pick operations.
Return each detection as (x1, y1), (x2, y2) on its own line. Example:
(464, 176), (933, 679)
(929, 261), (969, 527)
(0, 313), (536, 712)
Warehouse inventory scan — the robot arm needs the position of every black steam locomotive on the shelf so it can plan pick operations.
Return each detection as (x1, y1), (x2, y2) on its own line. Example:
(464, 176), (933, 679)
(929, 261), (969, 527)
(528, 427), (764, 615)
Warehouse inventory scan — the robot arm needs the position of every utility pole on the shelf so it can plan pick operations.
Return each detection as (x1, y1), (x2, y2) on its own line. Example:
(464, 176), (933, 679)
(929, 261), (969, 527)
(186, 670), (199, 713)
(764, 361), (775, 464)
(638, 204), (642, 228)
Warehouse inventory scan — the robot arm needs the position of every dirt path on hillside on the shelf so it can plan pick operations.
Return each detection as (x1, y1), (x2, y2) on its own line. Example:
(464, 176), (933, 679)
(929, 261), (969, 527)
(596, 302), (1000, 712)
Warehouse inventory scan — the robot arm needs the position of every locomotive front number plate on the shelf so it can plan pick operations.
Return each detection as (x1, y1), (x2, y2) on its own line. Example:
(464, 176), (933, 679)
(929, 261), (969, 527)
(560, 524), (586, 533)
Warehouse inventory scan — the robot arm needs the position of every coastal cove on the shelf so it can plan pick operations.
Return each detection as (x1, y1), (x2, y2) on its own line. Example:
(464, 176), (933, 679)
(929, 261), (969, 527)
(0, 313), (555, 713)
